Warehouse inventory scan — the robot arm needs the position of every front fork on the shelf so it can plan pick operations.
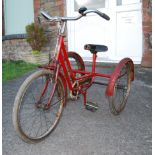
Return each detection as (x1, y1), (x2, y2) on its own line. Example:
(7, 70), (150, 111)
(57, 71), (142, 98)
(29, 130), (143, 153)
(47, 64), (60, 106)
(36, 63), (60, 109)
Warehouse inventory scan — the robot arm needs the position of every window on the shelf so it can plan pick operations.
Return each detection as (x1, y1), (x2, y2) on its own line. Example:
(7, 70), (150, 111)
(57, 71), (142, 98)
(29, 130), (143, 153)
(74, 0), (106, 11)
(4, 0), (34, 35)
(2, 0), (5, 35)
(117, 0), (140, 6)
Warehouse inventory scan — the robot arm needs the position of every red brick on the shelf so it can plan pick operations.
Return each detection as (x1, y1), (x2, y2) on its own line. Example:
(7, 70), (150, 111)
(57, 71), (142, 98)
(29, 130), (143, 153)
(143, 32), (150, 39)
(144, 39), (151, 50)
(143, 12), (152, 23)
(33, 0), (41, 23)
(34, 0), (40, 7)
(142, 0), (152, 67)
(56, 0), (64, 6)
(142, 0), (150, 9)
(141, 52), (152, 67)
(143, 25), (152, 33)
(143, 21), (152, 26)
(59, 5), (64, 16)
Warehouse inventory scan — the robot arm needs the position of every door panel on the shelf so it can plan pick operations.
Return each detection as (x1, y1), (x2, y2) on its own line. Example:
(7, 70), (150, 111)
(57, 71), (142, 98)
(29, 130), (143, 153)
(74, 0), (106, 11)
(67, 0), (142, 63)
(116, 11), (142, 61)
(118, 0), (140, 5)
(74, 15), (109, 61)
(67, 0), (109, 61)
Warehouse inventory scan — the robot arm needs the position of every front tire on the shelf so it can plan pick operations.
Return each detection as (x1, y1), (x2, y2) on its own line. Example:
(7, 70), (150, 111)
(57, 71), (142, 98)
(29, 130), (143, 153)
(12, 70), (65, 143)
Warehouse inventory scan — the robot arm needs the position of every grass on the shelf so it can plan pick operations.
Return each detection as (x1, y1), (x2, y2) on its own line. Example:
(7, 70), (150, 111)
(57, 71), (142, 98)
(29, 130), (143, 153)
(2, 60), (38, 82)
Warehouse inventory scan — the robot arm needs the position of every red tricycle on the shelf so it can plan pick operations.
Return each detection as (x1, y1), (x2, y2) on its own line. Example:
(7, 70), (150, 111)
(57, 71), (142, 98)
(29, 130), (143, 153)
(12, 7), (134, 143)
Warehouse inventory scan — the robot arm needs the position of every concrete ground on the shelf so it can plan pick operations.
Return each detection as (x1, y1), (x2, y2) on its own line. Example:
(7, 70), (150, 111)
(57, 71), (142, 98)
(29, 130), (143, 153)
(2, 65), (152, 155)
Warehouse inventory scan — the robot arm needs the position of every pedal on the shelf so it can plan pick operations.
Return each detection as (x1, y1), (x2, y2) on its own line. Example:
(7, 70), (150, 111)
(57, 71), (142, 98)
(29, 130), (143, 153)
(85, 101), (98, 112)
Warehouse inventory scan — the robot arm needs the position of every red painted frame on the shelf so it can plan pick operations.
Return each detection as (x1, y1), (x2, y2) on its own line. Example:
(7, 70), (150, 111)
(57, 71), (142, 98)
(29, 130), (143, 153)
(59, 36), (111, 85)
(39, 35), (134, 106)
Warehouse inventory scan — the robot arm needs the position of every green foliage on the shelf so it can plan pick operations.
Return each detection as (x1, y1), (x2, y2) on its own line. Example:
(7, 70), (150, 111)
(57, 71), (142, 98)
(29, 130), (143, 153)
(26, 23), (48, 52)
(2, 60), (37, 82)
(32, 50), (41, 55)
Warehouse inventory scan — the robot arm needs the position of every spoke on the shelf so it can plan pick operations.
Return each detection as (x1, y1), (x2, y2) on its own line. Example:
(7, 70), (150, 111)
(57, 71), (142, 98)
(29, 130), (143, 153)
(23, 107), (39, 120)
(109, 64), (130, 114)
(27, 110), (41, 137)
(17, 71), (65, 140)
(43, 112), (53, 125)
(40, 110), (43, 136)
(21, 109), (40, 136)
(36, 77), (45, 99)
(44, 84), (50, 100)
(30, 88), (37, 103)
(51, 95), (65, 107)
(35, 110), (42, 137)
(119, 89), (123, 105)
(43, 111), (49, 132)
(40, 96), (49, 102)
(22, 106), (36, 120)
(115, 84), (126, 90)
(36, 79), (41, 94)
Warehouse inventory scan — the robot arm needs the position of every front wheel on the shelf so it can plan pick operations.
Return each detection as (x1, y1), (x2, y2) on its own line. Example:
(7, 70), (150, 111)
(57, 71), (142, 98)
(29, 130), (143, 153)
(108, 63), (131, 115)
(12, 70), (65, 143)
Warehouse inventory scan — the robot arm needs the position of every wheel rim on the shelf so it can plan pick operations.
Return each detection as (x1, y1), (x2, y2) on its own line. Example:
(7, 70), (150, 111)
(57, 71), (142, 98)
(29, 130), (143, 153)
(18, 73), (64, 140)
(111, 64), (131, 113)
(68, 56), (82, 78)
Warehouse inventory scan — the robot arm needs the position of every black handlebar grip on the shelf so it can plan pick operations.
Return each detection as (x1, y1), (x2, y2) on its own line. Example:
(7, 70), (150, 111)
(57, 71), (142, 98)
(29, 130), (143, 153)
(79, 7), (87, 15)
(98, 12), (110, 21)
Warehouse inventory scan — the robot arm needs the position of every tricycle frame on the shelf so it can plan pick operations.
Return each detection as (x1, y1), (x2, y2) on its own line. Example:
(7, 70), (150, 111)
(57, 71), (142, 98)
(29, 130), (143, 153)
(39, 31), (134, 107)
(12, 8), (135, 143)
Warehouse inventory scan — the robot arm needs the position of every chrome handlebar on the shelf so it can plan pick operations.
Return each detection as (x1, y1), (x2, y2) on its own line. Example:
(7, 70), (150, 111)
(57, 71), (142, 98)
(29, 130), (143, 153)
(40, 10), (83, 22)
(40, 9), (110, 22)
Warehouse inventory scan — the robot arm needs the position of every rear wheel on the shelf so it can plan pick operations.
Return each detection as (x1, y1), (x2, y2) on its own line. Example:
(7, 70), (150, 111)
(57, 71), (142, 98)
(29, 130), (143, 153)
(13, 70), (65, 143)
(108, 63), (131, 115)
(67, 52), (85, 99)
(68, 51), (85, 78)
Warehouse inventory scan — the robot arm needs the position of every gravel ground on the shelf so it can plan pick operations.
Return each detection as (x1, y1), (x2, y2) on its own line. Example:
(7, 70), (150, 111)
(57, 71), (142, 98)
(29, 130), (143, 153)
(2, 65), (152, 155)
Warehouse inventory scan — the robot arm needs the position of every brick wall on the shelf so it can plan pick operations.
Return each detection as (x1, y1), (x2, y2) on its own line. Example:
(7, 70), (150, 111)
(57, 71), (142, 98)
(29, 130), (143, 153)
(34, 0), (41, 23)
(40, 0), (66, 54)
(33, 0), (66, 56)
(2, 0), (66, 63)
(141, 0), (152, 67)
(2, 39), (31, 60)
(2, 38), (50, 64)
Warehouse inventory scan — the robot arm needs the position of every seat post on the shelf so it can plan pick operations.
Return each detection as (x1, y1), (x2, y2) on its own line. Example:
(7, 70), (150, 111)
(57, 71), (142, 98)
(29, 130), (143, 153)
(92, 53), (97, 73)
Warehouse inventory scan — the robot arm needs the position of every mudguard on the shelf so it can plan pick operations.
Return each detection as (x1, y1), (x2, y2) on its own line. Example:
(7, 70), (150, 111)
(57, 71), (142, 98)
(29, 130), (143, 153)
(105, 58), (134, 96)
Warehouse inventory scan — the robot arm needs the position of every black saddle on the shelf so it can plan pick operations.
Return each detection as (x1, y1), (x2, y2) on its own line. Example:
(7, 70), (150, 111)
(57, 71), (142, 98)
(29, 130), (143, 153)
(84, 44), (108, 54)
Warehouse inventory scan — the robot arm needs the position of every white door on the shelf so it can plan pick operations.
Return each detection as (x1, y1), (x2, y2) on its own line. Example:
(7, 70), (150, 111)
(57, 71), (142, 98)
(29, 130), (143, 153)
(115, 0), (142, 63)
(67, 0), (142, 63)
